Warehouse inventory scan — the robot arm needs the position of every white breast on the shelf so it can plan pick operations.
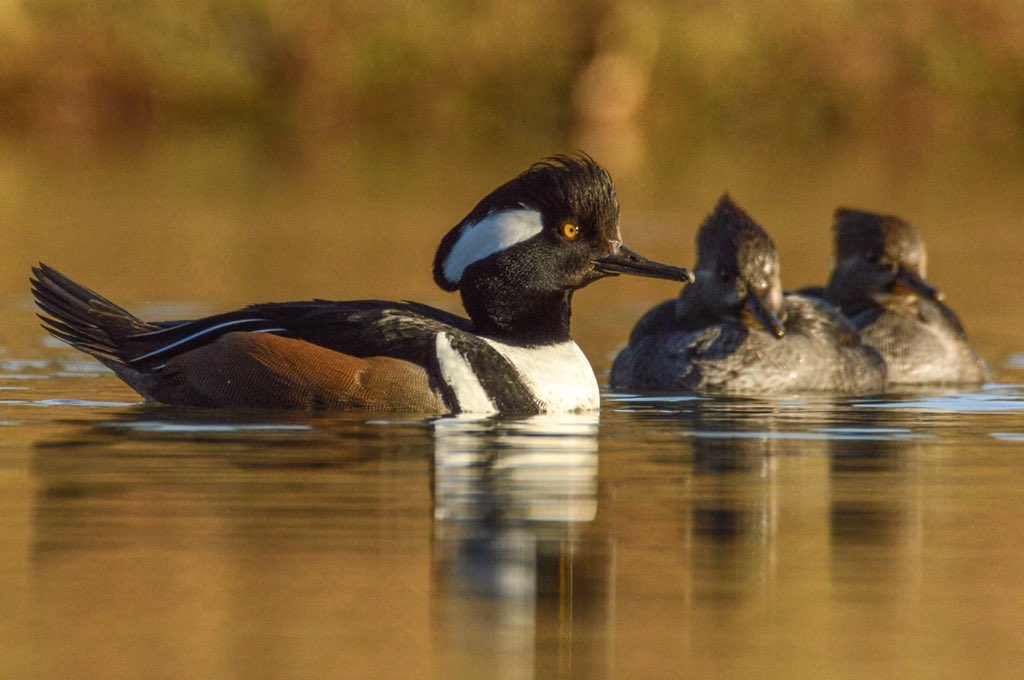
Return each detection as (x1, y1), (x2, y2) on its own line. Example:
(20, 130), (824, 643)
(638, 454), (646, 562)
(435, 334), (600, 414)
(483, 338), (600, 412)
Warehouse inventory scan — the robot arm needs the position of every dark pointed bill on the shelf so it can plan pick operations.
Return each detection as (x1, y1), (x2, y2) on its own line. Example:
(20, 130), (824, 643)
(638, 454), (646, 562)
(895, 268), (945, 301)
(593, 245), (694, 283)
(743, 294), (786, 339)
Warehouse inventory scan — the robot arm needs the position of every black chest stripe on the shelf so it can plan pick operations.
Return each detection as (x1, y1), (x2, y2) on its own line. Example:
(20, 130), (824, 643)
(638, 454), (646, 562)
(446, 334), (541, 415)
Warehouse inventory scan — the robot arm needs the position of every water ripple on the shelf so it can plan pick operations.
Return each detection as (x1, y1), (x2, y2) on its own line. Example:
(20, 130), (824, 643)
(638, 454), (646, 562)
(101, 421), (313, 434)
(685, 427), (925, 442)
(990, 432), (1024, 442)
(0, 398), (138, 408)
(854, 385), (1024, 413)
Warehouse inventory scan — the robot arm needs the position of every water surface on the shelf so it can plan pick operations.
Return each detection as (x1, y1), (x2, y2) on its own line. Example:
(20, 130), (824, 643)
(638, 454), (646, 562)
(2, 136), (1024, 679)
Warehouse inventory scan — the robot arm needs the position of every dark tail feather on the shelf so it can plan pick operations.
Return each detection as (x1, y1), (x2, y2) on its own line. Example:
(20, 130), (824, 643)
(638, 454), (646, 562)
(30, 263), (152, 364)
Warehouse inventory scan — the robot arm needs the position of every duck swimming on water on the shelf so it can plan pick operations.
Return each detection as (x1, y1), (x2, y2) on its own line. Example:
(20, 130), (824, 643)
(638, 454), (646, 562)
(817, 208), (987, 385)
(610, 195), (886, 395)
(32, 155), (692, 414)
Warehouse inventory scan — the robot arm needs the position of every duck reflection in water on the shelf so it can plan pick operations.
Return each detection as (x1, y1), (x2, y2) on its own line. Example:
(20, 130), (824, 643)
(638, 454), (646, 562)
(616, 393), (925, 614)
(683, 399), (806, 570)
(431, 413), (611, 677)
(826, 404), (927, 612)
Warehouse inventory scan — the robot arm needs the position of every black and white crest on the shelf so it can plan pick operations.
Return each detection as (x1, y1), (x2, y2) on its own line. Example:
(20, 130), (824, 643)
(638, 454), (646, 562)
(432, 155), (619, 291)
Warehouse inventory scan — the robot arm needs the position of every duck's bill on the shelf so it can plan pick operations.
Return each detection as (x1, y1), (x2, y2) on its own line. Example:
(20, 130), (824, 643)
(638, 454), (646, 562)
(593, 246), (694, 283)
(895, 268), (945, 301)
(743, 294), (786, 339)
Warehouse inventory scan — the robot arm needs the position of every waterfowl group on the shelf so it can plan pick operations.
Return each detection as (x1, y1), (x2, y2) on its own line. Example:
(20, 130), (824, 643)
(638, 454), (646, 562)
(609, 196), (887, 394)
(31, 156), (690, 415)
(612, 198), (987, 395)
(32, 154), (987, 413)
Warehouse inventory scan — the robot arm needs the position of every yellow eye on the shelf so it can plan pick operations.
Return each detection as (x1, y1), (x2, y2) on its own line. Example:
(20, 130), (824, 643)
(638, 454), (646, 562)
(561, 222), (579, 240)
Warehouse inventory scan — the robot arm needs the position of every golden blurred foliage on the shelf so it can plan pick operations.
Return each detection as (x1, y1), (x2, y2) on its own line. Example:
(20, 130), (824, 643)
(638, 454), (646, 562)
(1, 0), (1023, 148)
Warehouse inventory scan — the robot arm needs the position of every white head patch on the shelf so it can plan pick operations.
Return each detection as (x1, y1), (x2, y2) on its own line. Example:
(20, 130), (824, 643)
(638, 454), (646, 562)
(441, 209), (544, 286)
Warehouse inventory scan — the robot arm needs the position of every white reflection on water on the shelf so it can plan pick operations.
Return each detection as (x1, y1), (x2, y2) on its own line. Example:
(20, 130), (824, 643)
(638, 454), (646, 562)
(0, 398), (138, 408)
(991, 433), (1024, 442)
(430, 413), (607, 675)
(854, 385), (1024, 413)
(432, 413), (599, 525)
(0, 360), (48, 371)
(1005, 354), (1024, 369)
(101, 421), (313, 434)
(685, 428), (925, 442)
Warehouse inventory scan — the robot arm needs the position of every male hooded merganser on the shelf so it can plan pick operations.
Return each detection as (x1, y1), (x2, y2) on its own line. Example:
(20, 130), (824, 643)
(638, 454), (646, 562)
(32, 155), (691, 414)
(818, 209), (987, 384)
(610, 196), (886, 394)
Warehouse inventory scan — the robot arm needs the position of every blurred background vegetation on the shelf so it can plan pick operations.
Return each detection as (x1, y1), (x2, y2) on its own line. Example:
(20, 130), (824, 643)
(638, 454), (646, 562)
(3, 0), (1024, 363)
(2, 0), (1023, 149)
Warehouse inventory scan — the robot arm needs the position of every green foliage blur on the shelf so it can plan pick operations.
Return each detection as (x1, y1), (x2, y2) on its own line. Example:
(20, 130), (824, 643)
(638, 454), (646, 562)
(2, 0), (1023, 147)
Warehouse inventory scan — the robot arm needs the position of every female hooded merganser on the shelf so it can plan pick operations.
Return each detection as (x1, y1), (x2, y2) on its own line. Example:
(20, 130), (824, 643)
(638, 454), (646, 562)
(32, 155), (691, 414)
(819, 209), (987, 384)
(610, 196), (886, 394)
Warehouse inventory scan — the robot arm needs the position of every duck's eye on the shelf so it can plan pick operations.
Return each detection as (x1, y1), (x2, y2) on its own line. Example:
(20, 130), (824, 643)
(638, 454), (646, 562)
(561, 222), (579, 240)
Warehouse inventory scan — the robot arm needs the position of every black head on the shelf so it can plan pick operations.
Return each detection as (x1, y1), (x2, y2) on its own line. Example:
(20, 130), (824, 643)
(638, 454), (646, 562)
(826, 209), (943, 314)
(433, 155), (691, 341)
(680, 195), (786, 338)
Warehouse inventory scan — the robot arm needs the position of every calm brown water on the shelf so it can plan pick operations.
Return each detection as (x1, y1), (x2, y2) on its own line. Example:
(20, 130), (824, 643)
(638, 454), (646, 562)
(2, 134), (1024, 679)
